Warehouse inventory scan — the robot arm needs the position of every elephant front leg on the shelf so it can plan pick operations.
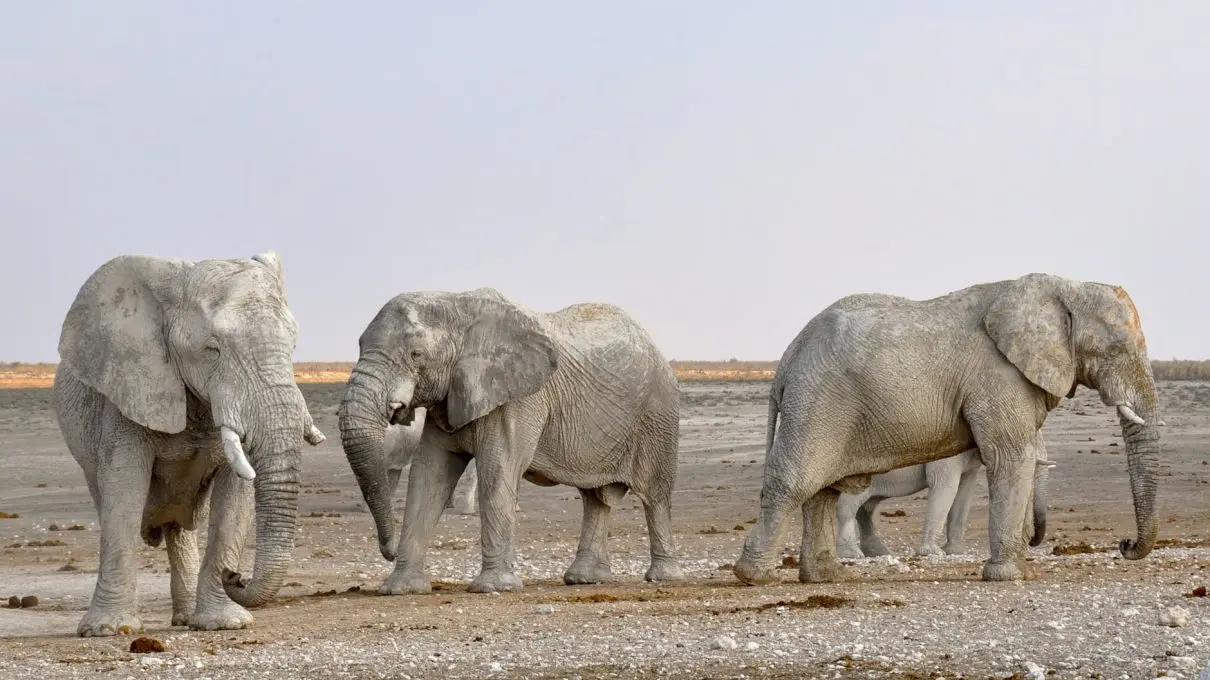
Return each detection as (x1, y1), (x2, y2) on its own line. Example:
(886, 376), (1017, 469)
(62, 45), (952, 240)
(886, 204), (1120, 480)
(468, 448), (531, 594)
(855, 496), (890, 557)
(799, 488), (847, 583)
(191, 471), (255, 630)
(980, 451), (1035, 582)
(78, 449), (152, 637)
(381, 447), (469, 595)
(164, 523), (199, 626)
(564, 486), (619, 585)
(448, 458), (480, 515)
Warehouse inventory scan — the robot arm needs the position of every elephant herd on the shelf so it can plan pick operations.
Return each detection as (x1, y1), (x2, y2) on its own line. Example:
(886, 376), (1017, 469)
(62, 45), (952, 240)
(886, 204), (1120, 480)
(50, 252), (1163, 637)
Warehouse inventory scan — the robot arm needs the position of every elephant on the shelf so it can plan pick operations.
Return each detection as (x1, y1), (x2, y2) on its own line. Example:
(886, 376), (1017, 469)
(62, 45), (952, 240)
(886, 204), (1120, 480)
(834, 443), (1056, 559)
(52, 252), (325, 636)
(338, 287), (684, 594)
(382, 407), (518, 516)
(733, 273), (1162, 585)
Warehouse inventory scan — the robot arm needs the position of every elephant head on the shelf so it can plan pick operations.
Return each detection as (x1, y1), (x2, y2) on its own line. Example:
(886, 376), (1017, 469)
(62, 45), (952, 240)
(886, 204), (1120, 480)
(58, 252), (322, 607)
(984, 273), (1161, 559)
(338, 288), (557, 560)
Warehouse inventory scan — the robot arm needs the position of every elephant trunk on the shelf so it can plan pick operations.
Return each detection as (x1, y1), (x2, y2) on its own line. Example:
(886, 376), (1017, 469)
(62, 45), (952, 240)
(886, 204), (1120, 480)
(339, 363), (398, 561)
(1112, 369), (1160, 561)
(223, 387), (306, 608)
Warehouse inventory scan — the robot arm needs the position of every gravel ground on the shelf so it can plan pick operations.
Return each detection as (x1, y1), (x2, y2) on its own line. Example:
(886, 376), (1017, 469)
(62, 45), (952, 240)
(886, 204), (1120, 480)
(0, 381), (1208, 679)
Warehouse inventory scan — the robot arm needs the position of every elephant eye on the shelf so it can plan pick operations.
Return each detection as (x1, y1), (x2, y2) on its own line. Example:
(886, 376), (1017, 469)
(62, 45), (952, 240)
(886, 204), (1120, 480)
(409, 349), (423, 360)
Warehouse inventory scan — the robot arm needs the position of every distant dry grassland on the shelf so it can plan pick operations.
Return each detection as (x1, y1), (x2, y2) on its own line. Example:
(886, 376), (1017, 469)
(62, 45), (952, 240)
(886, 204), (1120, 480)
(0, 359), (1206, 389)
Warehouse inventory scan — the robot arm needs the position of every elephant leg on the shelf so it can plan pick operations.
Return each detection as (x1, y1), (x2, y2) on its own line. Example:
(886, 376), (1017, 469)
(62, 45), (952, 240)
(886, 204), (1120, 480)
(799, 488), (846, 583)
(191, 469), (255, 630)
(855, 496), (890, 557)
(944, 468), (981, 555)
(917, 473), (961, 556)
(78, 442), (152, 637)
(382, 446), (470, 595)
(979, 446), (1036, 582)
(449, 458), (479, 515)
(467, 441), (535, 594)
(164, 522), (199, 626)
(834, 490), (869, 559)
(564, 485), (623, 585)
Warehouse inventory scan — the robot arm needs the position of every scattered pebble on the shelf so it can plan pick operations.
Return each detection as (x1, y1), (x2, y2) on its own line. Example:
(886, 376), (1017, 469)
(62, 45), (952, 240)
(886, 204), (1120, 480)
(533, 604), (555, 614)
(711, 635), (738, 650)
(1160, 606), (1192, 628)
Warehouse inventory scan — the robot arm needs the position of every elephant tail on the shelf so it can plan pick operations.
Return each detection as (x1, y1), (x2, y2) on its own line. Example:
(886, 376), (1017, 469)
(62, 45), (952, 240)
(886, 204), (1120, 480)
(765, 382), (782, 456)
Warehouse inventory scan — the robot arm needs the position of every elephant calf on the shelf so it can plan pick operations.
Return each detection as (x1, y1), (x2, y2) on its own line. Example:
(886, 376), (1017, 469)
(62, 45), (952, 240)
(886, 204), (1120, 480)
(53, 252), (324, 636)
(835, 444), (1055, 559)
(339, 287), (684, 594)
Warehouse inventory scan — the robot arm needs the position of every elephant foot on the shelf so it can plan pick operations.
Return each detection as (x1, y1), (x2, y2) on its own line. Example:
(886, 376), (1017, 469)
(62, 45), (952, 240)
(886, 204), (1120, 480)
(563, 558), (613, 585)
(468, 569), (524, 593)
(644, 558), (685, 583)
(915, 542), (945, 557)
(943, 541), (969, 556)
(860, 537), (890, 557)
(379, 568), (432, 595)
(835, 543), (865, 559)
(732, 555), (778, 586)
(171, 611), (192, 627)
(77, 610), (143, 638)
(981, 558), (1034, 582)
(798, 556), (847, 584)
(189, 604), (254, 631)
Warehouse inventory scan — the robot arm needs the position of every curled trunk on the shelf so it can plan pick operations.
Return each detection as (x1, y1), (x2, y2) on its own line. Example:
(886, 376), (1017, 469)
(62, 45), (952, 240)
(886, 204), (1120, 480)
(1119, 414), (1159, 559)
(339, 366), (397, 561)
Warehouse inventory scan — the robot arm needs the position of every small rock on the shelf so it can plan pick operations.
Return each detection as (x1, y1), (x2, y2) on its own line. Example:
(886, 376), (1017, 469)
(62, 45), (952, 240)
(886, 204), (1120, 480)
(1160, 606), (1191, 628)
(711, 635), (738, 650)
(138, 656), (164, 666)
(6, 596), (19, 608)
(485, 661), (504, 673)
(533, 604), (555, 614)
(743, 641), (760, 651)
(19, 596), (37, 608)
(130, 637), (166, 654)
(1022, 661), (1046, 680)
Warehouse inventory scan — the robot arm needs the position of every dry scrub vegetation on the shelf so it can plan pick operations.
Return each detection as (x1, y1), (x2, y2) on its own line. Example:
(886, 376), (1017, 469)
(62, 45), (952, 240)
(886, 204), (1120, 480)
(0, 359), (1204, 389)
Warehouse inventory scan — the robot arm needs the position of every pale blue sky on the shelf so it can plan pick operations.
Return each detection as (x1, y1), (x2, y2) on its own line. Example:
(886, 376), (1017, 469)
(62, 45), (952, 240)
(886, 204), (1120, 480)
(2, 2), (1207, 361)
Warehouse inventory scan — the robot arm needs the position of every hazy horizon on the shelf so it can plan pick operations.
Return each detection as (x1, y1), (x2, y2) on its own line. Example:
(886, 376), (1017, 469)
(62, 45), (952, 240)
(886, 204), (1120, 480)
(3, 3), (1207, 362)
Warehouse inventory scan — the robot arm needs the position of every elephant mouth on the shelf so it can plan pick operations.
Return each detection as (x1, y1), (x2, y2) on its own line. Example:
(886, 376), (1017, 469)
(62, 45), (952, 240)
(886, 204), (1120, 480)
(388, 403), (416, 426)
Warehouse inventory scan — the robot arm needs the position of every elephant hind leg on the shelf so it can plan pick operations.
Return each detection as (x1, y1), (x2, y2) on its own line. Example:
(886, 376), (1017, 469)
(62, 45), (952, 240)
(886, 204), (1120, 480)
(799, 488), (847, 583)
(835, 490), (870, 558)
(855, 496), (891, 557)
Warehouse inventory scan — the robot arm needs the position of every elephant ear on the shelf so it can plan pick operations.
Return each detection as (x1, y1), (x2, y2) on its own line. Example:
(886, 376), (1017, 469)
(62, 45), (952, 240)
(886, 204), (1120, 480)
(251, 251), (287, 300)
(446, 299), (558, 430)
(58, 255), (188, 433)
(983, 274), (1077, 400)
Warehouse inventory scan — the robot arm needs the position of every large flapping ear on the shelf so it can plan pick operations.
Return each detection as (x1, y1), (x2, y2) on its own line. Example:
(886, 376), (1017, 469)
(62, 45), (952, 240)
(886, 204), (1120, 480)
(58, 255), (188, 433)
(983, 273), (1077, 400)
(446, 298), (558, 430)
(250, 251), (287, 300)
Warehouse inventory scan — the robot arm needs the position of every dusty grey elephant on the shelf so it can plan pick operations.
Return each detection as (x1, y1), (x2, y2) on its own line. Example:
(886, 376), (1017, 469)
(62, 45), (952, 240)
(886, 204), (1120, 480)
(382, 407), (518, 516)
(53, 252), (325, 636)
(835, 442), (1056, 558)
(339, 288), (684, 594)
(733, 273), (1162, 585)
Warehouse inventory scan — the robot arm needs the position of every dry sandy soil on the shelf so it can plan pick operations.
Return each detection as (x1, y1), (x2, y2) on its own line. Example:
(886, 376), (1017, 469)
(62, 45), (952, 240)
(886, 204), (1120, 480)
(0, 379), (1208, 679)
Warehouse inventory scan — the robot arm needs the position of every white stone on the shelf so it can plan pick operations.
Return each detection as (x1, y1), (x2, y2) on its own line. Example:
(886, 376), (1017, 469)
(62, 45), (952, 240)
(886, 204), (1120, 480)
(711, 636), (738, 650)
(1159, 606), (1191, 628)
(1022, 661), (1046, 680)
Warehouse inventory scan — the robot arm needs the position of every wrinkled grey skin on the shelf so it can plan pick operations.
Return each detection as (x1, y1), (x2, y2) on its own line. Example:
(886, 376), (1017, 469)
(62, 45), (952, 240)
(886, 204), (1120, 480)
(734, 273), (1161, 585)
(52, 252), (325, 636)
(835, 441), (1055, 558)
(339, 288), (684, 594)
(382, 408), (518, 516)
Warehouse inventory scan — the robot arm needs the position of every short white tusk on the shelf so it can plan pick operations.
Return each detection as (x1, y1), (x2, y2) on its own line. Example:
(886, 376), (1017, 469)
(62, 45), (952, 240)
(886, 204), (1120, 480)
(1116, 403), (1146, 426)
(304, 424), (327, 446)
(220, 426), (256, 480)
(1037, 457), (1057, 468)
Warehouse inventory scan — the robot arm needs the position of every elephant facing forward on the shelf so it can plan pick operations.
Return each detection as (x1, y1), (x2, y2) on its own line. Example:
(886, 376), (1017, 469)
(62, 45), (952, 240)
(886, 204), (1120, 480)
(53, 252), (325, 636)
(339, 288), (684, 594)
(835, 443), (1055, 559)
(734, 273), (1162, 585)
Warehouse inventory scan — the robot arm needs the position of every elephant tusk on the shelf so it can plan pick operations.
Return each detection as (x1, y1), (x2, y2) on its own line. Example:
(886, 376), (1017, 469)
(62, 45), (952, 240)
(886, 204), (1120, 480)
(1116, 403), (1146, 426)
(1036, 457), (1057, 468)
(304, 424), (327, 446)
(220, 426), (257, 480)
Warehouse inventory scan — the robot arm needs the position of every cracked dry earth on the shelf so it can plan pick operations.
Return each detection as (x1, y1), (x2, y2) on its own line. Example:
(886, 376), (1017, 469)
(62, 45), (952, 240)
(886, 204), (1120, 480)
(0, 381), (1208, 679)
